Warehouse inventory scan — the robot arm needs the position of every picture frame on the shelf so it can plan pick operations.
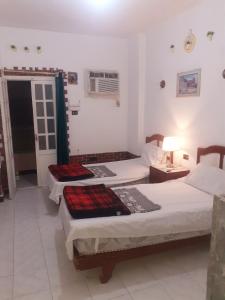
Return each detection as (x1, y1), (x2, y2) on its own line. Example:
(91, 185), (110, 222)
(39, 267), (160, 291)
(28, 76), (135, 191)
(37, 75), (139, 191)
(176, 69), (201, 97)
(68, 72), (78, 85)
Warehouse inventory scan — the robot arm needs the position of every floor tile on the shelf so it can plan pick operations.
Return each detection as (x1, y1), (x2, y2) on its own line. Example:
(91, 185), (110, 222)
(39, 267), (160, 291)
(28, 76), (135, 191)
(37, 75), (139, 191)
(39, 221), (65, 251)
(144, 251), (186, 281)
(171, 245), (209, 273)
(161, 273), (206, 300)
(0, 276), (13, 300)
(109, 293), (132, 300)
(13, 290), (52, 300)
(116, 261), (156, 292)
(13, 267), (50, 298)
(131, 281), (172, 300)
(187, 268), (207, 289)
(86, 276), (127, 300)
(16, 174), (37, 189)
(52, 280), (91, 300)
(0, 244), (13, 277)
(0, 202), (13, 276)
(45, 247), (84, 288)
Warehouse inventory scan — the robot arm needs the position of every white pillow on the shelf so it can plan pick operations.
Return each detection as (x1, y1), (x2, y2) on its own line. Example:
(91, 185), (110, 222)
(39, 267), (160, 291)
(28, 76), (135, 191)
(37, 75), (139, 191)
(141, 144), (163, 166)
(185, 163), (225, 195)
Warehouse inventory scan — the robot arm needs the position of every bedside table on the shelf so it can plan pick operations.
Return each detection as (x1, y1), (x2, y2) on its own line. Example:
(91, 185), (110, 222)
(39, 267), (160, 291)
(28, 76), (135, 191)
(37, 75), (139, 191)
(149, 165), (190, 183)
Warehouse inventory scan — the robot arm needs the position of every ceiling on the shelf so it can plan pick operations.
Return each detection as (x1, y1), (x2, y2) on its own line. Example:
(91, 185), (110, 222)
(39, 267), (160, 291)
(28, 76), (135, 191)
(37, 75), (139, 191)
(0, 0), (202, 37)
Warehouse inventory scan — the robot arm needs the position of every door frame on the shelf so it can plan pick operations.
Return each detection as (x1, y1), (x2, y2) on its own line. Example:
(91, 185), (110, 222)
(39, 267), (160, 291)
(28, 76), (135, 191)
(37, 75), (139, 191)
(0, 75), (56, 193)
(0, 78), (16, 199)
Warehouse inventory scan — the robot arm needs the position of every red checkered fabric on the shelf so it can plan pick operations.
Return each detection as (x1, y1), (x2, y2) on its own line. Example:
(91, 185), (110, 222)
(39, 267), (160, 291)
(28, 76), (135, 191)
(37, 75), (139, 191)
(48, 163), (94, 182)
(63, 184), (131, 219)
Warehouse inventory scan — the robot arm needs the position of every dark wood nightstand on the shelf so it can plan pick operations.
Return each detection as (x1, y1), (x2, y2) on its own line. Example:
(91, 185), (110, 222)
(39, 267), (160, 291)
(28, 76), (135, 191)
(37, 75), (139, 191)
(149, 165), (190, 183)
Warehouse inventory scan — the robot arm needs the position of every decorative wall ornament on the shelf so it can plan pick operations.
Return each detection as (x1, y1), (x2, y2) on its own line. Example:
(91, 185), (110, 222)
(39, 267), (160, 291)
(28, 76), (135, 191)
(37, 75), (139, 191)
(170, 45), (175, 53)
(177, 69), (201, 97)
(184, 30), (196, 53)
(206, 31), (215, 41)
(24, 46), (29, 53)
(68, 72), (78, 85)
(10, 45), (17, 52)
(36, 46), (42, 54)
(222, 69), (225, 79)
(160, 80), (166, 88)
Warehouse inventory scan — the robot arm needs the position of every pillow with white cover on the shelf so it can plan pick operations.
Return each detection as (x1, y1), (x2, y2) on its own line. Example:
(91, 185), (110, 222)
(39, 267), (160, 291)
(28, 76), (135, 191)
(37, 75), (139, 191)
(185, 163), (225, 195)
(141, 144), (163, 166)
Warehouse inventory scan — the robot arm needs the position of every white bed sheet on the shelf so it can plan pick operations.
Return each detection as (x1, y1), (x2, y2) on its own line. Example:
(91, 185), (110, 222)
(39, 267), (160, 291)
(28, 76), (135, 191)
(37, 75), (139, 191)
(59, 180), (213, 260)
(74, 230), (209, 255)
(48, 158), (149, 204)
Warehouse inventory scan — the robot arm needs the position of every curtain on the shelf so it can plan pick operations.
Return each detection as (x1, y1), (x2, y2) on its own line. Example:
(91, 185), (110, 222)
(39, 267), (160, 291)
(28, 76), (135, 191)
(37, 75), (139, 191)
(55, 72), (69, 165)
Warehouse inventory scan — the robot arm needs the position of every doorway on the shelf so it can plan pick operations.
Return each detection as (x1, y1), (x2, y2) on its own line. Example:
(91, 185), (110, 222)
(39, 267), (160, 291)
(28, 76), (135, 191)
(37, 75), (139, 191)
(7, 81), (37, 188)
(0, 76), (57, 198)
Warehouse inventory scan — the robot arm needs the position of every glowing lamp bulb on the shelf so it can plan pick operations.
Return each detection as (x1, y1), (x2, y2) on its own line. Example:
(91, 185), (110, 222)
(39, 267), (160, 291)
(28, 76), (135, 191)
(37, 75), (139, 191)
(163, 137), (180, 152)
(91, 0), (110, 6)
(88, 0), (113, 10)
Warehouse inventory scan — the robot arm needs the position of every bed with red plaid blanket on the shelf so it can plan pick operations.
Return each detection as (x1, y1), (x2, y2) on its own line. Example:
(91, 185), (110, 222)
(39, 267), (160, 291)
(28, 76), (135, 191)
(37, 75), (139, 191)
(48, 163), (95, 182)
(63, 184), (131, 219)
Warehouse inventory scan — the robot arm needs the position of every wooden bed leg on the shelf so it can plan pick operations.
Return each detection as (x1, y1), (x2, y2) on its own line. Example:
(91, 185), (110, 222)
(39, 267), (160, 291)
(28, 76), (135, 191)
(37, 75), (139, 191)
(99, 263), (115, 284)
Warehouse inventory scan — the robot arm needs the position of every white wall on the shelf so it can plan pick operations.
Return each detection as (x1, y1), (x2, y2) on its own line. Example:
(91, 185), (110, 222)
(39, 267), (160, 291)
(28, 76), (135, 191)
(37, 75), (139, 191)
(127, 34), (146, 155)
(0, 27), (128, 155)
(145, 0), (225, 166)
(127, 36), (139, 155)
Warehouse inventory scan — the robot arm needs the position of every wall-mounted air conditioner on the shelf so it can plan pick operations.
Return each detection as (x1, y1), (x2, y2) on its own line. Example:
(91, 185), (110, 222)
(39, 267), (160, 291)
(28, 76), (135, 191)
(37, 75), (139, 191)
(86, 70), (120, 98)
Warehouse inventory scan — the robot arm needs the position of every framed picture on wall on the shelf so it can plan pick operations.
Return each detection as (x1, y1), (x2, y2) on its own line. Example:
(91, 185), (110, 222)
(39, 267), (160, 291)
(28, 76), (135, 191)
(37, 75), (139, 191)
(176, 69), (201, 97)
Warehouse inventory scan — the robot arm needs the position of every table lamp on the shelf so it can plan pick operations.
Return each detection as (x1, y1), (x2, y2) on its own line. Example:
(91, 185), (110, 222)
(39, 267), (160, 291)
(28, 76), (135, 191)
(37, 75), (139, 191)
(162, 136), (180, 168)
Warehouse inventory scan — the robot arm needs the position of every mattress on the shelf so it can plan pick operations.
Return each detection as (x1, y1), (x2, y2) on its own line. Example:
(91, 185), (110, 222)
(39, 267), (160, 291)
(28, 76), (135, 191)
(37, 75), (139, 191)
(59, 180), (213, 260)
(48, 158), (149, 204)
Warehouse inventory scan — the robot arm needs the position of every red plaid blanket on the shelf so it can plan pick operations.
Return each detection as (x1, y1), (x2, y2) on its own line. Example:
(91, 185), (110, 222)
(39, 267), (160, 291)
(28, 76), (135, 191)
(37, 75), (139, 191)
(48, 163), (94, 182)
(63, 184), (131, 219)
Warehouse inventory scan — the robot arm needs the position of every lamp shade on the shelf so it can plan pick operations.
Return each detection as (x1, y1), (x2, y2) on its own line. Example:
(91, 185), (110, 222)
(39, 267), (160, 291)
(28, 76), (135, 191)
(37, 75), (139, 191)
(162, 136), (180, 152)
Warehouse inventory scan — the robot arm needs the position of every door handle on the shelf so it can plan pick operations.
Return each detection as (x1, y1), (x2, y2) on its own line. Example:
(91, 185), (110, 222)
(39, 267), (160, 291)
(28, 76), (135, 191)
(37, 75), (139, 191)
(35, 134), (38, 142)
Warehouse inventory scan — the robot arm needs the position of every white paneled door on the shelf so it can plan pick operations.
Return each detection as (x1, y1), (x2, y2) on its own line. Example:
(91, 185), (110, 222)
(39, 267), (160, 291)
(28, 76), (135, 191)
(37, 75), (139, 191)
(0, 79), (16, 199)
(31, 80), (57, 186)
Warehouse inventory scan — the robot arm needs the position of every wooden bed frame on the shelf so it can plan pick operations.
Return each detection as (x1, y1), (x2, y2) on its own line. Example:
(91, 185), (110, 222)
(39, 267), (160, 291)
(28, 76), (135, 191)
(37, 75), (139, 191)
(73, 142), (225, 283)
(197, 145), (225, 168)
(145, 133), (164, 146)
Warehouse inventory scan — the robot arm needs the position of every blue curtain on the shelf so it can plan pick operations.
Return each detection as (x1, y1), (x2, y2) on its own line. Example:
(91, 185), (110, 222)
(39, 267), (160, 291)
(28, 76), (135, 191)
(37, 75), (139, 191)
(55, 72), (69, 164)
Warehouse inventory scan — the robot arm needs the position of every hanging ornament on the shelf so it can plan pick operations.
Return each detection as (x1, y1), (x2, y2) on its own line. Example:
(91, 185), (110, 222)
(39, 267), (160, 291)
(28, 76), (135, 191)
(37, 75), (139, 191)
(206, 31), (215, 41)
(170, 44), (175, 53)
(10, 45), (17, 52)
(24, 46), (30, 53)
(184, 30), (196, 53)
(36, 46), (42, 54)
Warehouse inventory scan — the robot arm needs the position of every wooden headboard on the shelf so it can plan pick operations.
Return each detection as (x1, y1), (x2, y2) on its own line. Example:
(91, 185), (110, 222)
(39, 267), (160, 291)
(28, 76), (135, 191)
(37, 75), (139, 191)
(145, 134), (164, 146)
(197, 145), (225, 169)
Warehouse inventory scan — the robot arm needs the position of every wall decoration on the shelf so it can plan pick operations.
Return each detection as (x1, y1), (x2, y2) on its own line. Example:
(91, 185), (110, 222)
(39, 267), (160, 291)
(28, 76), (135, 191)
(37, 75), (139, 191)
(24, 46), (30, 53)
(222, 69), (225, 79)
(184, 30), (196, 53)
(177, 69), (201, 97)
(10, 45), (17, 52)
(207, 31), (215, 41)
(68, 72), (78, 85)
(36, 46), (42, 54)
(170, 45), (175, 52)
(160, 80), (166, 88)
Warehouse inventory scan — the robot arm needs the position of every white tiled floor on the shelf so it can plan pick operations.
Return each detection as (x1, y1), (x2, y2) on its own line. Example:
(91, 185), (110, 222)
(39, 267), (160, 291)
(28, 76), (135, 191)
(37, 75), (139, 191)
(0, 187), (209, 300)
(16, 174), (37, 189)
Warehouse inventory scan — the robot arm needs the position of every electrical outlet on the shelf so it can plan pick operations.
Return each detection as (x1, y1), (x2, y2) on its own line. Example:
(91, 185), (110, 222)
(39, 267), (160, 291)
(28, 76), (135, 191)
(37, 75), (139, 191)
(72, 110), (78, 115)
(183, 154), (189, 160)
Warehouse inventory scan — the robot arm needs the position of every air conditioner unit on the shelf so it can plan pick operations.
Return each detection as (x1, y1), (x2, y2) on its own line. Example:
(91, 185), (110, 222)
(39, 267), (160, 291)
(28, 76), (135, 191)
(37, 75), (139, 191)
(87, 70), (120, 97)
